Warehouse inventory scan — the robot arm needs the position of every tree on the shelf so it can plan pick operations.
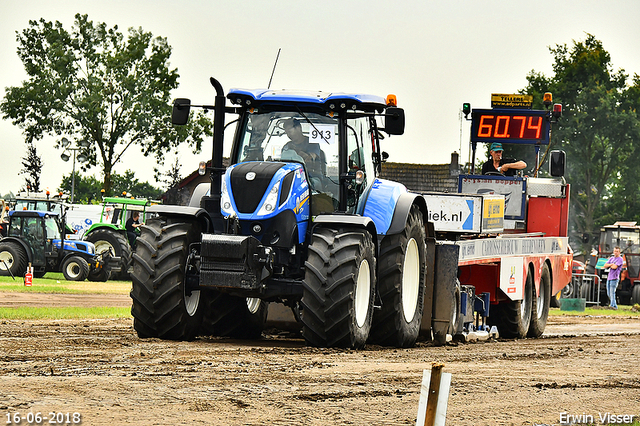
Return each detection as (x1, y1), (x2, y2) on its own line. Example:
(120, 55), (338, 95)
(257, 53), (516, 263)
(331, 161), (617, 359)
(159, 157), (182, 190)
(59, 170), (162, 203)
(20, 142), (43, 192)
(1, 14), (212, 196)
(522, 34), (640, 251)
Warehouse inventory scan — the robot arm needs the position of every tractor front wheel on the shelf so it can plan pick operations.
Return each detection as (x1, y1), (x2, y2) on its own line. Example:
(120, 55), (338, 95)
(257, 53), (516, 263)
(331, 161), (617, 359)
(130, 217), (203, 340)
(61, 256), (89, 281)
(301, 227), (376, 349)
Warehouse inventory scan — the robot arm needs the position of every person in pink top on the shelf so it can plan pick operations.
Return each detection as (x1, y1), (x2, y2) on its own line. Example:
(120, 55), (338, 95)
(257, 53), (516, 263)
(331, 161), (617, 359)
(603, 246), (624, 309)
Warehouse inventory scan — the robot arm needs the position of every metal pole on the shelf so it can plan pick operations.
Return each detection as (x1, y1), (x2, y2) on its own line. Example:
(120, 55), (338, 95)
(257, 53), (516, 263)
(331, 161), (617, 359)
(71, 150), (76, 203)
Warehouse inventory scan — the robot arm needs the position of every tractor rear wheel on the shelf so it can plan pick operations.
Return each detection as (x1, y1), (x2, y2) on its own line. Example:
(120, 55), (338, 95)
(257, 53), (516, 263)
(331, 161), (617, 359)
(85, 228), (132, 279)
(369, 204), (427, 347)
(62, 256), (89, 281)
(0, 242), (28, 277)
(130, 217), (203, 340)
(301, 227), (376, 349)
(199, 291), (267, 339)
(490, 266), (533, 339)
(528, 263), (551, 337)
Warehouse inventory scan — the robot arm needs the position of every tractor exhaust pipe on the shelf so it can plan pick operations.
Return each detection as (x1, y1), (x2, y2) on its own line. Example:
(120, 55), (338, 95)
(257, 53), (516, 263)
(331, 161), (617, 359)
(202, 77), (227, 233)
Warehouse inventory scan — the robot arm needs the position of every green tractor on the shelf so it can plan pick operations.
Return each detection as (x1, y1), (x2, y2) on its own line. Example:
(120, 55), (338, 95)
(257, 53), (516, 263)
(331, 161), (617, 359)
(83, 197), (158, 280)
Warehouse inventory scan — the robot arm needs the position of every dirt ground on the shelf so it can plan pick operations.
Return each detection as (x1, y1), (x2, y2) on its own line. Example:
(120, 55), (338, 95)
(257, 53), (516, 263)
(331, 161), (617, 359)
(0, 293), (639, 426)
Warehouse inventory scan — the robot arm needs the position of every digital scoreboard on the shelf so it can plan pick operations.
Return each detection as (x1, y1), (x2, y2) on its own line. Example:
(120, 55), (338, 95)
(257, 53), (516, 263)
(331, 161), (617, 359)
(470, 109), (550, 145)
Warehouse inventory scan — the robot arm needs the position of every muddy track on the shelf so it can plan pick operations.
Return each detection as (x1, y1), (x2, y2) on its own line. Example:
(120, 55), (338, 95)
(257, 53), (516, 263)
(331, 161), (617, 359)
(0, 294), (639, 425)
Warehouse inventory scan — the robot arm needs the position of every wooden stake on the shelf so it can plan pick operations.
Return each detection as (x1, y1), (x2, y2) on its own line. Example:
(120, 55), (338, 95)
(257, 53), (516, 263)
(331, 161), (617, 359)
(424, 363), (444, 426)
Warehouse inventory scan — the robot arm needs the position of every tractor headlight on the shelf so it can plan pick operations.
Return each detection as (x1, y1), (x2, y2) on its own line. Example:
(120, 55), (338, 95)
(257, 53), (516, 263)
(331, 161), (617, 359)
(257, 181), (280, 216)
(221, 178), (234, 215)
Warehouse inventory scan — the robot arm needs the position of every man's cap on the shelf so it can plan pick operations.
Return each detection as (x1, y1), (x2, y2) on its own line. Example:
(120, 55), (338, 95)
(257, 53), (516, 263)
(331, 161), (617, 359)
(490, 142), (503, 152)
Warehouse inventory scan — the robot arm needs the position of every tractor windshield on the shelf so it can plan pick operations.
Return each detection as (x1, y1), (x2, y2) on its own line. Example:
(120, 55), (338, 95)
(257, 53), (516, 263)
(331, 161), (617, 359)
(237, 111), (339, 172)
(600, 229), (640, 254)
(236, 111), (340, 199)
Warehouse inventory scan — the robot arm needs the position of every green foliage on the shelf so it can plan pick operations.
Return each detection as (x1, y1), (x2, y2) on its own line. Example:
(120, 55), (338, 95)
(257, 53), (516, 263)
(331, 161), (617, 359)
(522, 34), (640, 251)
(1, 14), (213, 196)
(58, 170), (163, 202)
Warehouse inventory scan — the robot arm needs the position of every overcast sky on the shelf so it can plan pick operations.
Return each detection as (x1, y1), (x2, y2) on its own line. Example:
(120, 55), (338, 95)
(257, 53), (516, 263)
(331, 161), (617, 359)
(2, 0), (640, 197)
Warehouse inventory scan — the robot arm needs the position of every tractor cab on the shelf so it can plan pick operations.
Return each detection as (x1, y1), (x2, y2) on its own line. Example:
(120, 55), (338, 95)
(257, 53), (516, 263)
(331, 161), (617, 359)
(226, 89), (403, 221)
(7, 210), (61, 267)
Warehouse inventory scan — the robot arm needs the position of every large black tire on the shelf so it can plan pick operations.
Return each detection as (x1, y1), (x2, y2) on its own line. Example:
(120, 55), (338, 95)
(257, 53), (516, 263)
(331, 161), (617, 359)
(490, 265), (533, 339)
(130, 217), (204, 340)
(528, 263), (551, 337)
(0, 241), (28, 277)
(61, 256), (89, 281)
(85, 228), (132, 279)
(301, 227), (376, 349)
(199, 291), (267, 339)
(632, 285), (640, 305)
(369, 205), (427, 347)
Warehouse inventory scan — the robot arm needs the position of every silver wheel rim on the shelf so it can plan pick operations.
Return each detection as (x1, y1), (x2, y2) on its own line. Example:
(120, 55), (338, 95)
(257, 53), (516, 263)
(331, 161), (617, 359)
(537, 277), (547, 319)
(401, 238), (420, 323)
(0, 251), (14, 271)
(94, 240), (115, 255)
(354, 258), (371, 328)
(521, 274), (531, 318)
(66, 261), (81, 279)
(185, 289), (201, 316)
(246, 298), (261, 314)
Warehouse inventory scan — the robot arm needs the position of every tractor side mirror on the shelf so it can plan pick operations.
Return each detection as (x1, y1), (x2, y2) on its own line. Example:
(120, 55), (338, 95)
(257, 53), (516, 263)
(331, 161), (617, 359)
(384, 107), (405, 135)
(549, 150), (565, 177)
(172, 98), (191, 125)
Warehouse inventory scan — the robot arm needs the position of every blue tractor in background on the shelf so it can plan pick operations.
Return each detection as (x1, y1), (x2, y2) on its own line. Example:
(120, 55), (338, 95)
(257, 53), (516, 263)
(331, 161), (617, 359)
(130, 78), (436, 348)
(0, 210), (117, 281)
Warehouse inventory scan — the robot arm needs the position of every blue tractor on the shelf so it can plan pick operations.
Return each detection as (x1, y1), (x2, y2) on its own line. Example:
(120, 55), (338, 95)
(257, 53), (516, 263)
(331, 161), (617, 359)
(130, 78), (436, 348)
(0, 210), (117, 281)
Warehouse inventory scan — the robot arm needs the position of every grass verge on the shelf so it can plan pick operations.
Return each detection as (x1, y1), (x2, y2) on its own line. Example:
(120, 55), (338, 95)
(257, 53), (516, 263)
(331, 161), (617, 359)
(0, 306), (131, 320)
(549, 304), (640, 317)
(0, 272), (131, 295)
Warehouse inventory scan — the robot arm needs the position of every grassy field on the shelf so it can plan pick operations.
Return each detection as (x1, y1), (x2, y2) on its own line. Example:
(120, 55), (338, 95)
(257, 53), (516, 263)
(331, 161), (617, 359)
(0, 272), (131, 295)
(550, 304), (640, 317)
(0, 273), (132, 319)
(0, 306), (131, 319)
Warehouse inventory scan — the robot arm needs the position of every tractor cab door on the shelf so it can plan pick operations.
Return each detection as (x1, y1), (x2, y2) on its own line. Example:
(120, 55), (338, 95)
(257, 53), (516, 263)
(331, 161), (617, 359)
(43, 215), (61, 258)
(345, 115), (376, 213)
(12, 216), (46, 267)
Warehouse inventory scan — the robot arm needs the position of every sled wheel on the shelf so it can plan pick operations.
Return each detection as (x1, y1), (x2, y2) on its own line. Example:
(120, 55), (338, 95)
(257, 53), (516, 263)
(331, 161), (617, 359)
(0, 242), (28, 277)
(631, 285), (640, 305)
(369, 204), (427, 347)
(199, 291), (267, 339)
(301, 227), (376, 349)
(130, 217), (203, 340)
(85, 228), (132, 279)
(491, 265), (533, 338)
(62, 256), (89, 281)
(528, 263), (551, 337)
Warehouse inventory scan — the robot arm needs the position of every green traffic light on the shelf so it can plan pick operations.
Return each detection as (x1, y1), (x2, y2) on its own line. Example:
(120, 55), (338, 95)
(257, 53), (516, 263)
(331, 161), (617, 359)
(462, 102), (471, 118)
